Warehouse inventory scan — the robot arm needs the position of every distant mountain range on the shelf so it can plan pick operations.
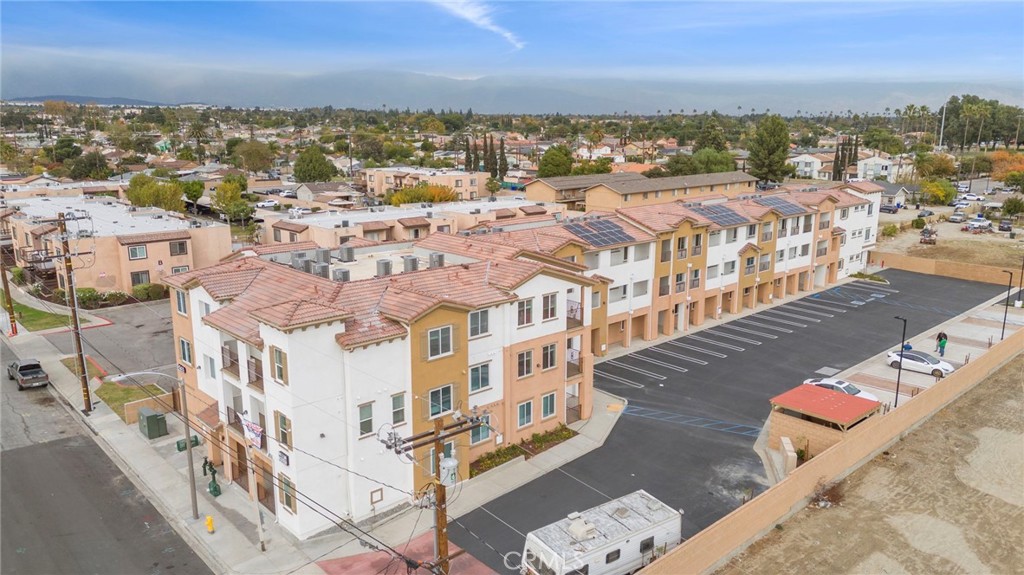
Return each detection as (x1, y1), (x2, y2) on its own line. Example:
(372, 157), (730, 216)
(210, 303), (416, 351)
(3, 69), (1022, 114)
(6, 95), (168, 106)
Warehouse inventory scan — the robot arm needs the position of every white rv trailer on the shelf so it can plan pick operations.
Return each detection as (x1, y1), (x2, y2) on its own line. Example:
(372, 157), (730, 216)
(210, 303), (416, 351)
(521, 490), (682, 575)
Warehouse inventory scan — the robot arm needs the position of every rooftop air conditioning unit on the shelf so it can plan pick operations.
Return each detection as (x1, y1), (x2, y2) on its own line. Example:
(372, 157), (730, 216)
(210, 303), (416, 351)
(291, 257), (307, 271)
(426, 212), (433, 219)
(339, 246), (355, 262)
(332, 268), (351, 282)
(429, 253), (444, 269)
(315, 248), (331, 264)
(342, 220), (350, 227)
(312, 263), (330, 278)
(376, 259), (392, 277)
(403, 255), (419, 272)
(303, 259), (315, 274)
(471, 209), (481, 214)
(460, 231), (472, 236)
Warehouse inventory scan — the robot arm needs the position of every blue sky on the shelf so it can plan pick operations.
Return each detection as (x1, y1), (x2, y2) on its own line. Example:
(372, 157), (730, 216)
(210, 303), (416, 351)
(1, 1), (1022, 111)
(3, 0), (1022, 81)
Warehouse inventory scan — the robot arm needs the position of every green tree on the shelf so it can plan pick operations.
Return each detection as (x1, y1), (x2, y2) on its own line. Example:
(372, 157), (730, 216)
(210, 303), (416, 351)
(498, 137), (509, 179)
(293, 146), (337, 182)
(918, 178), (956, 205)
(177, 146), (196, 161)
(234, 140), (273, 174)
(690, 148), (737, 174)
(125, 175), (184, 212)
(862, 127), (904, 155)
(1002, 171), (1024, 192)
(186, 121), (207, 161)
(222, 173), (248, 192)
(914, 153), (956, 180)
(571, 158), (613, 175)
(49, 136), (82, 162)
(67, 151), (112, 180)
(181, 180), (205, 214)
(537, 145), (573, 177)
(212, 180), (245, 225)
(748, 115), (793, 182)
(694, 117), (728, 152)
(485, 177), (502, 197)
(388, 183), (458, 206)
(1001, 196), (1024, 216)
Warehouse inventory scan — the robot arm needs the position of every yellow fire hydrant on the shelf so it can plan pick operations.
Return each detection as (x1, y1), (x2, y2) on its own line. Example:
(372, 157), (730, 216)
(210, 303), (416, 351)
(206, 515), (215, 534)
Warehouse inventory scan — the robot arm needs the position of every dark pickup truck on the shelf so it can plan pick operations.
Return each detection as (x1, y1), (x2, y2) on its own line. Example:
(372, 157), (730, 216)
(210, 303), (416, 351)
(7, 359), (50, 390)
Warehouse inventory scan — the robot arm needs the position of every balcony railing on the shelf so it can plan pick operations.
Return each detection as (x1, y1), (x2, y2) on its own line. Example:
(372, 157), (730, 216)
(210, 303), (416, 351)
(18, 247), (59, 265)
(759, 262), (771, 272)
(226, 405), (244, 435)
(677, 248), (687, 259)
(761, 232), (773, 242)
(247, 357), (264, 392)
(816, 247), (828, 257)
(566, 300), (583, 330)
(689, 278), (700, 289)
(819, 221), (831, 230)
(660, 251), (672, 263)
(691, 245), (703, 256)
(676, 281), (686, 293)
(566, 348), (582, 379)
(659, 281), (670, 297)
(802, 223), (813, 233)
(221, 346), (240, 379)
(778, 228), (788, 238)
(745, 265), (755, 275)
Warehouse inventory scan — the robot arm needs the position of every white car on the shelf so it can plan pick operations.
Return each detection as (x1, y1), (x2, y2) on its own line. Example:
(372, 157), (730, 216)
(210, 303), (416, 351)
(255, 199), (279, 208)
(960, 193), (983, 201)
(802, 377), (879, 402)
(886, 350), (954, 378)
(288, 207), (312, 217)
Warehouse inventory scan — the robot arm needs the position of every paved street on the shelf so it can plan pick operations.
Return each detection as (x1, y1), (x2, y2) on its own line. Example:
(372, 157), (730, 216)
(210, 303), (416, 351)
(450, 270), (1006, 573)
(0, 338), (212, 575)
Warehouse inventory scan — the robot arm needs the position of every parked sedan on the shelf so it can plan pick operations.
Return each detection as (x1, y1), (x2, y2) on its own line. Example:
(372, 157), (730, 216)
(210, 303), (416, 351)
(255, 199), (279, 208)
(960, 193), (983, 201)
(886, 350), (954, 378)
(917, 209), (934, 217)
(948, 212), (966, 223)
(279, 190), (298, 199)
(802, 377), (879, 402)
(879, 204), (899, 214)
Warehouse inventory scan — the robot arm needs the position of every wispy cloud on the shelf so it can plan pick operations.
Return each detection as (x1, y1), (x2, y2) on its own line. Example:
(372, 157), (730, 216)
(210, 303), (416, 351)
(427, 0), (524, 50)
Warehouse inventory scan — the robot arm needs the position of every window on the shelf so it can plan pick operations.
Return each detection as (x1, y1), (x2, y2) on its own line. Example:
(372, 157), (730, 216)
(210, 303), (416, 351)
(724, 260), (736, 275)
(517, 300), (534, 327)
(517, 350), (533, 378)
(273, 228), (282, 242)
(633, 244), (650, 261)
(640, 537), (655, 554)
(279, 474), (297, 513)
(179, 337), (193, 365)
(471, 414), (491, 444)
(609, 285), (627, 302)
(392, 394), (406, 425)
(591, 291), (602, 309)
(455, 179), (463, 188)
(542, 392), (556, 418)
(606, 550), (621, 564)
(289, 232), (297, 242)
(358, 403), (373, 436)
(469, 310), (489, 337)
(428, 326), (453, 359)
(470, 363), (490, 392)
(726, 229), (738, 243)
(800, 244), (810, 257)
(542, 343), (556, 370)
(708, 231), (722, 247)
(632, 280), (648, 297)
(707, 264), (719, 280)
(840, 208), (849, 220)
(777, 250), (785, 262)
(660, 239), (671, 262)
(428, 441), (454, 475)
(175, 289), (187, 315)
(518, 400), (533, 427)
(429, 385), (452, 417)
(128, 245), (147, 260)
(542, 293), (557, 321)
(271, 346), (288, 384)
(747, 224), (757, 238)
(789, 247), (798, 259)
(275, 411), (292, 449)
(169, 240), (188, 256)
(200, 301), (211, 317)
(130, 271), (151, 286)
(609, 247), (629, 265)
(204, 354), (215, 376)
(171, 265), (189, 274)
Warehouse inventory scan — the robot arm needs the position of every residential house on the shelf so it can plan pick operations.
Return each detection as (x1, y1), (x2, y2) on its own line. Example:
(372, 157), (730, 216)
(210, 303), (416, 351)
(360, 167), (491, 200)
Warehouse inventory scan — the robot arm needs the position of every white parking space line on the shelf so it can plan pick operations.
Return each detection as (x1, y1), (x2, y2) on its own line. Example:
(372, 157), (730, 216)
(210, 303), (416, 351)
(838, 284), (891, 296)
(594, 369), (645, 388)
(718, 324), (778, 339)
(849, 282), (899, 293)
(791, 300), (846, 313)
(629, 354), (690, 373)
(688, 335), (746, 351)
(646, 347), (711, 364)
(761, 309), (822, 322)
(704, 329), (764, 345)
(735, 319), (793, 333)
(781, 304), (834, 317)
(606, 359), (667, 380)
(666, 341), (729, 357)
(808, 295), (862, 308)
(751, 313), (808, 328)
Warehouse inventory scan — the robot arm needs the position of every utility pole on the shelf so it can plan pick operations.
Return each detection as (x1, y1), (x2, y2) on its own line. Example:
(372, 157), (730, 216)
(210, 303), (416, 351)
(385, 414), (482, 575)
(0, 259), (18, 336)
(56, 212), (92, 415)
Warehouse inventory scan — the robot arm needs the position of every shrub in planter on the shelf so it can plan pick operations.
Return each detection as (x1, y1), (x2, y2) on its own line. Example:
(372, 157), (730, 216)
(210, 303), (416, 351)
(283, 203), (293, 210)
(273, 205), (282, 211)
(104, 291), (129, 306)
(881, 224), (899, 237)
(10, 267), (26, 285)
(147, 283), (167, 300)
(27, 283), (44, 297)
(132, 284), (152, 301)
(75, 287), (102, 309)
(51, 287), (66, 304)
(911, 218), (926, 229)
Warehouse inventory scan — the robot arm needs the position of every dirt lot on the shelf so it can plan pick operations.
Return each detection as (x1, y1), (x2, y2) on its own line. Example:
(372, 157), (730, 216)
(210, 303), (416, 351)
(875, 221), (1024, 268)
(715, 354), (1024, 575)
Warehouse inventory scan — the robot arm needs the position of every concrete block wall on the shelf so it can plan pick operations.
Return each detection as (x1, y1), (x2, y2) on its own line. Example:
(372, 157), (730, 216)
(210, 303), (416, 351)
(767, 411), (846, 457)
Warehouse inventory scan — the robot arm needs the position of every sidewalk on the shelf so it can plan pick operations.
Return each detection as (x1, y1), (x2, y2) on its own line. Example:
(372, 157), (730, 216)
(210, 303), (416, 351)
(2, 273), (110, 333)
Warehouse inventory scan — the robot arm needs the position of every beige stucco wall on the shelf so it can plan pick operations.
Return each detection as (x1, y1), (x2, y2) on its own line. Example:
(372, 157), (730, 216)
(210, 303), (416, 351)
(868, 251), (1018, 285)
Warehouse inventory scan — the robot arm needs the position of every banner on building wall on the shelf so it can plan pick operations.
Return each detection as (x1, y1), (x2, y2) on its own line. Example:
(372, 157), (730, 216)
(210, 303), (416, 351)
(242, 418), (263, 449)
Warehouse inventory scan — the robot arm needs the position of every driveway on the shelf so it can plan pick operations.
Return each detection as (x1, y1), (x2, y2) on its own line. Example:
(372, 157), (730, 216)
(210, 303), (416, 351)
(43, 302), (177, 384)
(449, 270), (1006, 573)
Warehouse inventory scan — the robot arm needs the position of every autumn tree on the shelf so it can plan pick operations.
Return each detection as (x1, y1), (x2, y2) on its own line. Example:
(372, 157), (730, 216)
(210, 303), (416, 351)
(918, 178), (956, 205)
(990, 151), (1024, 180)
(748, 115), (793, 182)
(388, 183), (458, 206)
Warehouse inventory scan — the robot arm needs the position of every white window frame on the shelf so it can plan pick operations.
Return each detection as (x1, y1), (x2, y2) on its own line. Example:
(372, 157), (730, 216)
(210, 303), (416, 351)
(391, 394), (406, 425)
(179, 337), (193, 365)
(128, 245), (147, 260)
(517, 400), (533, 428)
(175, 289), (187, 315)
(542, 343), (557, 371)
(470, 414), (491, 445)
(171, 265), (189, 274)
(428, 325), (453, 359)
(469, 309), (489, 338)
(542, 392), (556, 419)
(429, 384), (453, 418)
(517, 350), (533, 379)
(542, 293), (557, 321)
(469, 363), (490, 393)
(517, 299), (534, 327)
(358, 403), (373, 436)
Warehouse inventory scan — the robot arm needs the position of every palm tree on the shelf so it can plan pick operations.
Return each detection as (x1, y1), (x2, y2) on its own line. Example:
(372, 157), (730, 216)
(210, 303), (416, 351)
(186, 121), (207, 161)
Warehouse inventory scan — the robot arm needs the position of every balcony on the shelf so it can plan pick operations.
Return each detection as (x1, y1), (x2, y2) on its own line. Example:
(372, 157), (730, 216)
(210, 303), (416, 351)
(761, 232), (773, 242)
(816, 247), (828, 257)
(778, 228), (789, 238)
(819, 221), (831, 230)
(221, 346), (240, 379)
(566, 347), (582, 379)
(225, 406), (268, 450)
(247, 357), (264, 392)
(689, 278), (700, 289)
(745, 265), (755, 275)
(226, 405), (244, 435)
(759, 261), (771, 272)
(566, 300), (583, 330)
(17, 247), (58, 268)
(691, 245), (703, 256)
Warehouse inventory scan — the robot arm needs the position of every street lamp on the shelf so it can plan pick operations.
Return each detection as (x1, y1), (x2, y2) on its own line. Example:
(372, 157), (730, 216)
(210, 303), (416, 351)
(893, 316), (908, 408)
(1002, 271), (1013, 341)
(110, 371), (199, 520)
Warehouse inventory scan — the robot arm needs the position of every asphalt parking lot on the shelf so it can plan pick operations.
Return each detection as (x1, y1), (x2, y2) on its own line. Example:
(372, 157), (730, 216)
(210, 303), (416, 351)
(449, 269), (1006, 573)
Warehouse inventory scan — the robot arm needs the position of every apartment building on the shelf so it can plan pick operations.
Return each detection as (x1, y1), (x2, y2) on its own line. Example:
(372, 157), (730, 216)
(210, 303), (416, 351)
(2, 196), (231, 292)
(524, 171), (759, 212)
(164, 249), (598, 539)
(262, 197), (564, 247)
(360, 167), (491, 200)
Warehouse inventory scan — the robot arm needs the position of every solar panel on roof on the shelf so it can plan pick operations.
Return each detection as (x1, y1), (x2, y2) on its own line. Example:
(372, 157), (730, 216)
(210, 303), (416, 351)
(755, 196), (805, 216)
(693, 205), (747, 227)
(588, 219), (619, 231)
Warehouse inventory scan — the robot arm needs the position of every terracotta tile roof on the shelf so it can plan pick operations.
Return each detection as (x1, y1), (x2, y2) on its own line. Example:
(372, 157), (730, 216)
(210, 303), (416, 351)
(415, 233), (523, 261)
(0, 208), (16, 219)
(360, 221), (391, 232)
(251, 297), (350, 330)
(397, 217), (430, 228)
(616, 202), (713, 233)
(529, 172), (645, 191)
(737, 242), (761, 255)
(30, 223), (58, 237)
(519, 205), (547, 215)
(771, 384), (880, 427)
(493, 208), (517, 218)
(342, 236), (379, 248)
(272, 220), (309, 233)
(593, 171), (757, 195)
(251, 241), (321, 255)
(116, 229), (190, 245)
(471, 213), (558, 229)
(832, 226), (846, 235)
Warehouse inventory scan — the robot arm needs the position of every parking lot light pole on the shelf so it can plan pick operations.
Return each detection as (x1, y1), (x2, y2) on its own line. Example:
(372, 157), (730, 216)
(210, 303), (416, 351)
(1002, 271), (1013, 341)
(110, 371), (199, 520)
(893, 316), (908, 408)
